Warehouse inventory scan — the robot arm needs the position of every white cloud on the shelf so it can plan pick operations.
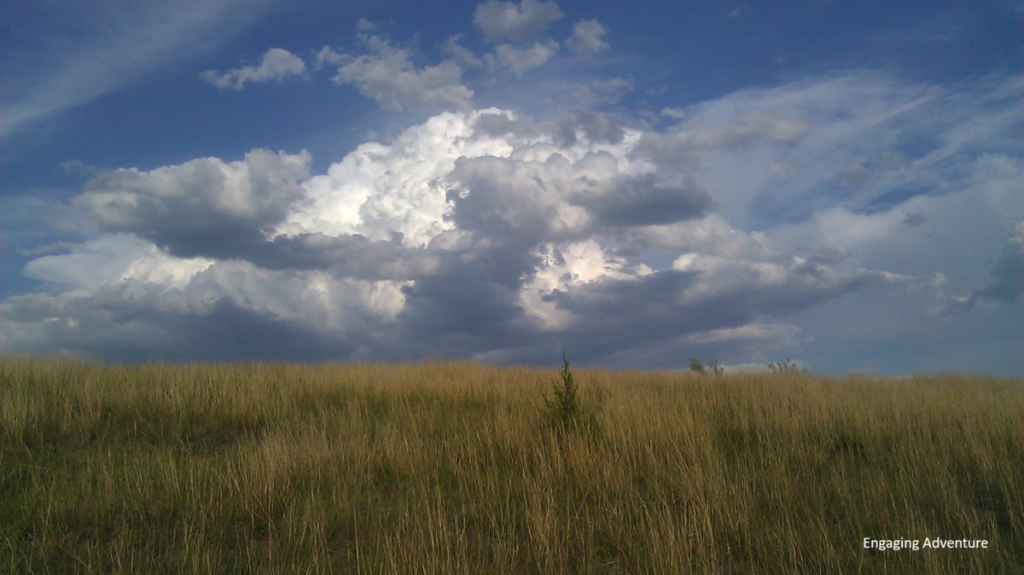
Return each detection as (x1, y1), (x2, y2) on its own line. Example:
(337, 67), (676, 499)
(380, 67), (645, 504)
(684, 322), (801, 346)
(313, 46), (348, 70)
(329, 36), (474, 111)
(279, 110), (520, 247)
(661, 108), (686, 120)
(23, 235), (155, 292)
(631, 214), (772, 260)
(566, 19), (609, 54)
(601, 77), (634, 103)
(356, 18), (378, 31)
(119, 246), (217, 290)
(669, 250), (906, 307)
(761, 151), (1023, 302)
(723, 360), (813, 374)
(485, 40), (559, 77)
(565, 77), (635, 106)
(766, 161), (796, 181)
(473, 0), (564, 43)
(21, 235), (215, 294)
(443, 34), (484, 68)
(634, 113), (810, 169)
(172, 261), (409, 326)
(201, 48), (307, 90)
(519, 240), (643, 329)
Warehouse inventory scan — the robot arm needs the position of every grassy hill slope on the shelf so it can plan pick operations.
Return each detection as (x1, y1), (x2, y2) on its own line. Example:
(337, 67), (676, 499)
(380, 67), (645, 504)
(1, 358), (1021, 573)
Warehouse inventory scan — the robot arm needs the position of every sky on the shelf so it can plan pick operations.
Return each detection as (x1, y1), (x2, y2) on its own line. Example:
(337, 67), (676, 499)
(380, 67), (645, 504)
(1, 0), (1022, 374)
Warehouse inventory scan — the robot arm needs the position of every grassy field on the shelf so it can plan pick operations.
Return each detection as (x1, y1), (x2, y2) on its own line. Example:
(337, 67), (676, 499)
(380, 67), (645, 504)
(1, 358), (1021, 574)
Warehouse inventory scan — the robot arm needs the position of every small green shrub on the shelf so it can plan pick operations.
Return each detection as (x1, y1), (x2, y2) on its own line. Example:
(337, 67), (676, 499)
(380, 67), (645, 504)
(544, 353), (600, 435)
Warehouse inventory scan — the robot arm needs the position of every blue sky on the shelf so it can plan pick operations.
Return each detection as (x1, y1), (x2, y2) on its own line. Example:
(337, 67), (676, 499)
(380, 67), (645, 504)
(1, 0), (1022, 374)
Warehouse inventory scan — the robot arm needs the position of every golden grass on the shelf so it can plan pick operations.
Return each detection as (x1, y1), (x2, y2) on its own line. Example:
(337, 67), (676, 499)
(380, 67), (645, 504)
(1, 357), (1021, 574)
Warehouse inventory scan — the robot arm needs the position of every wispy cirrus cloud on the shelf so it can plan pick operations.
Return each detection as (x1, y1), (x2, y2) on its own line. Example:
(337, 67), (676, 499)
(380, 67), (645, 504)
(0, 0), (274, 139)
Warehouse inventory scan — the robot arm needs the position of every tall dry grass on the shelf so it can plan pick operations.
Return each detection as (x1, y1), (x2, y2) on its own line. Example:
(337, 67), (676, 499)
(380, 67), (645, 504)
(0, 357), (1021, 574)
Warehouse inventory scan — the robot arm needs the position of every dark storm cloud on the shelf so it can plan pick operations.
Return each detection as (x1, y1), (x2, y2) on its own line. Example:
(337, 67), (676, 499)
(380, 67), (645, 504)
(554, 110), (625, 147)
(947, 224), (1024, 313)
(630, 113), (809, 168)
(400, 232), (546, 353)
(228, 233), (440, 280)
(396, 251), (538, 351)
(68, 149), (446, 281)
(570, 173), (712, 227)
(538, 264), (894, 361)
(472, 110), (625, 148)
(446, 154), (578, 242)
(542, 270), (720, 352)
(0, 281), (358, 362)
(975, 248), (1024, 304)
(447, 152), (711, 241)
(902, 213), (926, 226)
(472, 112), (541, 140)
(74, 149), (310, 259)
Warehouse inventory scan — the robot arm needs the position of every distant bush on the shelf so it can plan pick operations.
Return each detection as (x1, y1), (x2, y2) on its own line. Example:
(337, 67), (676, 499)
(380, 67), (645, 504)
(769, 358), (804, 374)
(707, 359), (724, 377)
(689, 358), (705, 375)
(690, 358), (723, 377)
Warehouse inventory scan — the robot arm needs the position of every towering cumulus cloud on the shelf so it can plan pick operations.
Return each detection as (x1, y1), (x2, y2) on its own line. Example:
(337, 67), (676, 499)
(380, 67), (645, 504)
(2, 0), (1020, 374)
(2, 94), (923, 364)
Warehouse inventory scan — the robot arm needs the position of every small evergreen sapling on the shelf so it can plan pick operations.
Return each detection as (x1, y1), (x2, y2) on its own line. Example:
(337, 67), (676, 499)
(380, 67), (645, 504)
(544, 353), (600, 435)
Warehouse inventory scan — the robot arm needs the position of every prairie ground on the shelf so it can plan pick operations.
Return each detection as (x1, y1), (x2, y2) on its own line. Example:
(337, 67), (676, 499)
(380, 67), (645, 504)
(1, 358), (1021, 574)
